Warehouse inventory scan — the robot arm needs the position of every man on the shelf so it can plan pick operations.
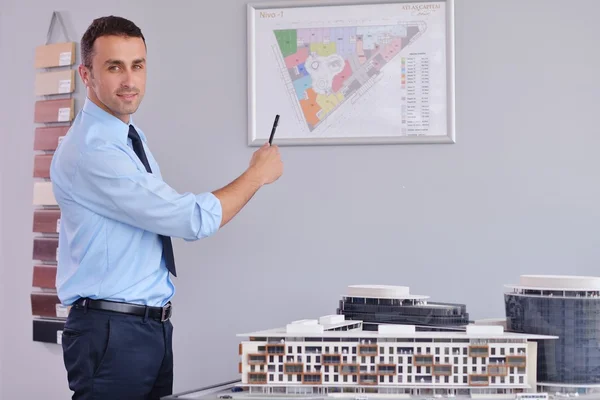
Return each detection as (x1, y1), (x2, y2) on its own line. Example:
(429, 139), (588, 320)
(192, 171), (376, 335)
(50, 15), (283, 400)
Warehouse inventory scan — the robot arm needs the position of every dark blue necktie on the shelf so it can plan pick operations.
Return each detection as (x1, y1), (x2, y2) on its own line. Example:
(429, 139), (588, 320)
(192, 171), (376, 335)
(128, 125), (177, 277)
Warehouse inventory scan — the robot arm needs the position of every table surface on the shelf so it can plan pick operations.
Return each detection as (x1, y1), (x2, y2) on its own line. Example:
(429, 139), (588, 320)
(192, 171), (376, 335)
(162, 380), (242, 399)
(162, 382), (600, 400)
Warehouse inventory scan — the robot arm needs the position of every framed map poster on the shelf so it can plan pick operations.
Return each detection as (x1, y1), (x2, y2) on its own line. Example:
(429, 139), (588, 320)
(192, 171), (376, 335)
(247, 0), (455, 146)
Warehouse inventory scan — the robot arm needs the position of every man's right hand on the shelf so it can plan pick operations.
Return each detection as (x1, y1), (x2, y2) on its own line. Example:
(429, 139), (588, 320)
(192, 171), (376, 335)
(248, 142), (283, 185)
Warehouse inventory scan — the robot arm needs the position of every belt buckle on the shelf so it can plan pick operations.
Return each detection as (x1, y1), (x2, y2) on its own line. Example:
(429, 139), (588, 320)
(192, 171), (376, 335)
(161, 303), (172, 322)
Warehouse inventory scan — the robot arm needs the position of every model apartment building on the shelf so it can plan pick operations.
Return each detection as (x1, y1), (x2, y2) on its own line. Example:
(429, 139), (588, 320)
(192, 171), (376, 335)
(237, 284), (557, 397)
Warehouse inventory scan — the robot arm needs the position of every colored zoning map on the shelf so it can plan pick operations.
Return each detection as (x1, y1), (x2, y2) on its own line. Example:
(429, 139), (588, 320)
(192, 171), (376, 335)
(273, 24), (424, 132)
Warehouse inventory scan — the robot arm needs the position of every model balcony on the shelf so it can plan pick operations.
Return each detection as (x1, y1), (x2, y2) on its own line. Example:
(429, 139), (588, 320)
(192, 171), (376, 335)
(359, 374), (378, 385)
(469, 374), (489, 386)
(247, 354), (267, 365)
(323, 354), (342, 365)
(377, 364), (396, 375)
(358, 344), (378, 356)
(432, 364), (452, 376)
(284, 363), (303, 374)
(340, 364), (359, 375)
(469, 345), (489, 357)
(506, 356), (526, 367)
(302, 373), (322, 384)
(248, 373), (267, 384)
(305, 346), (322, 354)
(413, 355), (434, 366)
(266, 344), (285, 355)
(487, 365), (509, 376)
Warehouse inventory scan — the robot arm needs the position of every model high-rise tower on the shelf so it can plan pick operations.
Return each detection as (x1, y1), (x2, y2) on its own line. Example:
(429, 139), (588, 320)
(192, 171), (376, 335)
(505, 275), (600, 396)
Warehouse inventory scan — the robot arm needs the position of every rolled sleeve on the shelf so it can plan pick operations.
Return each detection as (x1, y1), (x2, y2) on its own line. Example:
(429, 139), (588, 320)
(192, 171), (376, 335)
(188, 192), (222, 241)
(72, 142), (222, 241)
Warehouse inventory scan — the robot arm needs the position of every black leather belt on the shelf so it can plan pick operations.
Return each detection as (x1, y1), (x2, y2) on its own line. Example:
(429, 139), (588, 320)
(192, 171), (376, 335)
(73, 298), (172, 322)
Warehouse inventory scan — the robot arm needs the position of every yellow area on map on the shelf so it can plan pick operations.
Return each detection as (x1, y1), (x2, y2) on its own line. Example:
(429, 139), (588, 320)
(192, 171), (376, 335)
(316, 92), (345, 114)
(310, 42), (337, 57)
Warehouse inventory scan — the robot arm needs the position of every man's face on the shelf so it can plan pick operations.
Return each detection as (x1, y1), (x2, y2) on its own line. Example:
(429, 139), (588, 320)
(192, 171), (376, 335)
(80, 35), (147, 123)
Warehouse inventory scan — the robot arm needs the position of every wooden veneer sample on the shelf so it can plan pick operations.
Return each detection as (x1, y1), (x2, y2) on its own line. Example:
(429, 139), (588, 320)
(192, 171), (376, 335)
(31, 293), (62, 318)
(33, 237), (59, 262)
(33, 154), (53, 178)
(33, 181), (57, 206)
(33, 265), (57, 289)
(35, 69), (75, 96)
(34, 98), (74, 123)
(34, 42), (75, 68)
(33, 209), (61, 233)
(33, 125), (70, 151)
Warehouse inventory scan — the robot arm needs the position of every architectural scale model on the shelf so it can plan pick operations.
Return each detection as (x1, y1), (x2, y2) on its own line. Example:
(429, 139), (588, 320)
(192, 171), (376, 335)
(235, 277), (599, 398)
(236, 284), (559, 398)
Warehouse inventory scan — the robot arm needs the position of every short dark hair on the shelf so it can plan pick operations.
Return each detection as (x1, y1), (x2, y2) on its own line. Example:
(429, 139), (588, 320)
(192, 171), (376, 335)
(81, 15), (146, 68)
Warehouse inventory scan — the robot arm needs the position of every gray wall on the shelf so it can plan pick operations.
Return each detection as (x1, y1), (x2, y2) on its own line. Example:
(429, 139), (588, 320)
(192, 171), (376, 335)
(0, 124), (4, 397)
(1, 6), (7, 398)
(2, 0), (600, 398)
(0, 119), (4, 397)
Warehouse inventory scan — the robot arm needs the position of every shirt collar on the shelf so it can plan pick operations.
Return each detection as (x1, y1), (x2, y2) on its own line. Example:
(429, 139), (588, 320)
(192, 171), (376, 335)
(82, 96), (147, 144)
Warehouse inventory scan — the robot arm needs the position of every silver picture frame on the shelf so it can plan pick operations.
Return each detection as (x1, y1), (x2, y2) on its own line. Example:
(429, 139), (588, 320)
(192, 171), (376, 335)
(247, 0), (455, 146)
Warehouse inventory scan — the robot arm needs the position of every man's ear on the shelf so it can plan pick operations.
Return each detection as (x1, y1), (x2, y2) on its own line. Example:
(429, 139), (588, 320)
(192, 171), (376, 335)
(78, 64), (91, 87)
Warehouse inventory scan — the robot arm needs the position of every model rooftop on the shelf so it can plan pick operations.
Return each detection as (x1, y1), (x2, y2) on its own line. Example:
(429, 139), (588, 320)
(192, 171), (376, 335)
(237, 314), (557, 340)
(505, 274), (600, 291)
(343, 284), (429, 300)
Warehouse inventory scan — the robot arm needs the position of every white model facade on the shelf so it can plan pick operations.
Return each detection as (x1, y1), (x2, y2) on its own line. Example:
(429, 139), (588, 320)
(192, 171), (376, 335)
(237, 315), (557, 397)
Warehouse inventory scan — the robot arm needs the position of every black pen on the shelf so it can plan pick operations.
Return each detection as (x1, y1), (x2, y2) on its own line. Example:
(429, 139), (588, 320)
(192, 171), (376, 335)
(269, 114), (280, 145)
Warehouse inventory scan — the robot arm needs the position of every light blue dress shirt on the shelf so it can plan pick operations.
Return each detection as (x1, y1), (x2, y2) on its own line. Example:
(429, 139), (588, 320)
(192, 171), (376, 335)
(50, 97), (222, 307)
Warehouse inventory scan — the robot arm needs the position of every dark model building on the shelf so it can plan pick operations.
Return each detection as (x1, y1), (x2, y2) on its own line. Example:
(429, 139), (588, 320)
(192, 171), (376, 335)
(505, 275), (600, 396)
(336, 285), (470, 331)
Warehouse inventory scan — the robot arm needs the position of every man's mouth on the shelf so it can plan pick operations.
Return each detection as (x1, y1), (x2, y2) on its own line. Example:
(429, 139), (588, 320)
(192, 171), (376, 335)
(117, 93), (137, 100)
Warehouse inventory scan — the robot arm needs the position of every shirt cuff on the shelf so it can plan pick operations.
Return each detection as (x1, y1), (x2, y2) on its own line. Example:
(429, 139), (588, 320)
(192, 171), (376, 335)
(190, 192), (222, 240)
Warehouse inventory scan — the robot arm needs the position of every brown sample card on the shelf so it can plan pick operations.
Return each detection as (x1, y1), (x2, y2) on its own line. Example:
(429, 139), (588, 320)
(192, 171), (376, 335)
(31, 293), (61, 318)
(33, 125), (70, 151)
(34, 42), (76, 68)
(34, 98), (74, 123)
(33, 237), (59, 262)
(33, 209), (61, 233)
(33, 154), (54, 178)
(32, 265), (57, 289)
